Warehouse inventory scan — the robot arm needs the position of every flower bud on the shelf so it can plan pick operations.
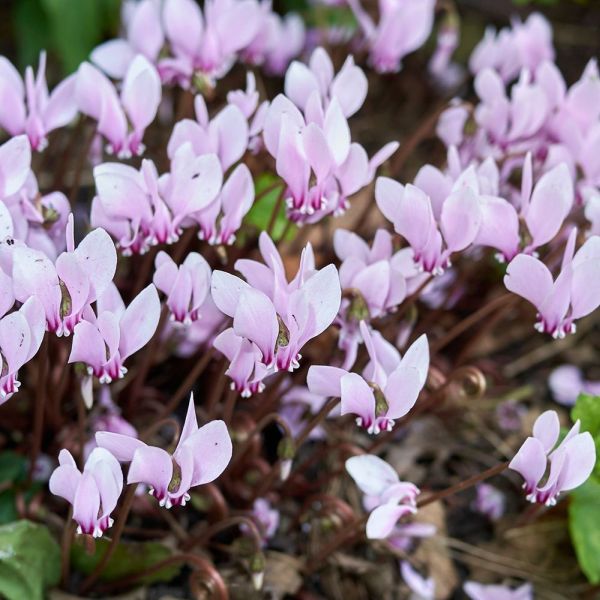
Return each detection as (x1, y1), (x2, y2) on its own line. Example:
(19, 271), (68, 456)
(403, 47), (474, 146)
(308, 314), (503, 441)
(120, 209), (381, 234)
(277, 437), (295, 481)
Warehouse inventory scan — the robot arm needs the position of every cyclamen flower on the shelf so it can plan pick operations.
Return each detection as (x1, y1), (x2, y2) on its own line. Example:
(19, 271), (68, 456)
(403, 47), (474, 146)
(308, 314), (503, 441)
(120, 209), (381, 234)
(96, 395), (232, 508)
(549, 365), (600, 407)
(92, 144), (222, 253)
(68, 283), (160, 383)
(91, 0), (164, 79)
(348, 0), (435, 74)
(242, 10), (305, 75)
(153, 251), (211, 324)
(264, 93), (397, 222)
(308, 322), (429, 434)
(464, 581), (533, 600)
(284, 47), (368, 119)
(345, 454), (420, 539)
(334, 228), (416, 367)
(0, 297), (45, 402)
(8, 216), (117, 336)
(473, 483), (505, 521)
(504, 229), (600, 338)
(159, 0), (261, 87)
(0, 52), (78, 151)
(376, 175), (482, 275)
(509, 410), (596, 506)
(247, 497), (280, 545)
(469, 12), (554, 82)
(76, 55), (161, 158)
(49, 448), (123, 538)
(167, 94), (249, 172)
(211, 232), (341, 377)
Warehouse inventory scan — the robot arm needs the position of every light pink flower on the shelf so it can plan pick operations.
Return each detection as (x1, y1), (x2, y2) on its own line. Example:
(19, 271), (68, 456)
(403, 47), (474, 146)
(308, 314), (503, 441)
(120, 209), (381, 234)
(76, 55), (161, 157)
(153, 251), (211, 324)
(345, 454), (420, 539)
(309, 322), (429, 434)
(68, 283), (160, 383)
(509, 410), (596, 506)
(211, 232), (341, 376)
(49, 447), (123, 537)
(159, 0), (262, 86)
(0, 53), (77, 151)
(348, 0), (435, 74)
(549, 365), (600, 407)
(96, 394), (232, 508)
(504, 229), (600, 338)
(0, 296), (45, 402)
(91, 0), (164, 79)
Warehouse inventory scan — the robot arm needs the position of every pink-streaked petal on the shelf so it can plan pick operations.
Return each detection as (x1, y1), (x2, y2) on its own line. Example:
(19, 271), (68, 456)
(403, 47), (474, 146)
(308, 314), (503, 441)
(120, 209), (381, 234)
(440, 186), (482, 253)
(331, 55), (367, 118)
(211, 270), (251, 317)
(0, 135), (31, 197)
(95, 431), (146, 462)
(73, 472), (101, 534)
(68, 320), (106, 369)
(233, 288), (278, 365)
(366, 503), (416, 540)
(118, 284), (160, 360)
(532, 410), (560, 452)
(121, 54), (161, 133)
(526, 163), (573, 249)
(340, 372), (375, 422)
(91, 40), (136, 79)
(128, 446), (172, 495)
(558, 432), (596, 492)
(504, 254), (553, 311)
(181, 419), (233, 486)
(49, 463), (82, 504)
(509, 436), (547, 492)
(306, 365), (346, 398)
(345, 454), (398, 497)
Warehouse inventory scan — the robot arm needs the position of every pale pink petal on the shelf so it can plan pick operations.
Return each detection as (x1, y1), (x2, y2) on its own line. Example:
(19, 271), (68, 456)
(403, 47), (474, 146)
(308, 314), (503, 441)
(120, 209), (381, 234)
(306, 365), (346, 398)
(181, 419), (233, 486)
(95, 431), (146, 462)
(366, 503), (416, 539)
(504, 254), (553, 310)
(345, 454), (398, 497)
(233, 288), (278, 365)
(118, 284), (160, 360)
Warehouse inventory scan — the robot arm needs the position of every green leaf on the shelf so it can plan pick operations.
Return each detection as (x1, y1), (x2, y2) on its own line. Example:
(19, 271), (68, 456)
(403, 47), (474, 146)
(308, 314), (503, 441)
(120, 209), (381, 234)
(571, 393), (600, 478)
(244, 173), (296, 242)
(0, 452), (28, 484)
(12, 0), (52, 70)
(13, 0), (121, 74)
(71, 538), (181, 585)
(0, 520), (61, 600)
(569, 477), (600, 583)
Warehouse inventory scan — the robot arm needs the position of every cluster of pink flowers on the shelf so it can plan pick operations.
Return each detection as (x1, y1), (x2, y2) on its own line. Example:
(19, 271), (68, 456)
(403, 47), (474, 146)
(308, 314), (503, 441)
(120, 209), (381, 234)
(91, 0), (305, 87)
(0, 2), (595, 595)
(51, 395), (232, 535)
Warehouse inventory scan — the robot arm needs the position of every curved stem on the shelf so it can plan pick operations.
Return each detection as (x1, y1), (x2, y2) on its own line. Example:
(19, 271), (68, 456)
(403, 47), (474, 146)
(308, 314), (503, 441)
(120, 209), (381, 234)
(294, 397), (340, 448)
(417, 461), (509, 508)
(97, 553), (229, 599)
(156, 347), (216, 422)
(28, 335), (49, 482)
(183, 515), (263, 553)
(431, 294), (515, 353)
